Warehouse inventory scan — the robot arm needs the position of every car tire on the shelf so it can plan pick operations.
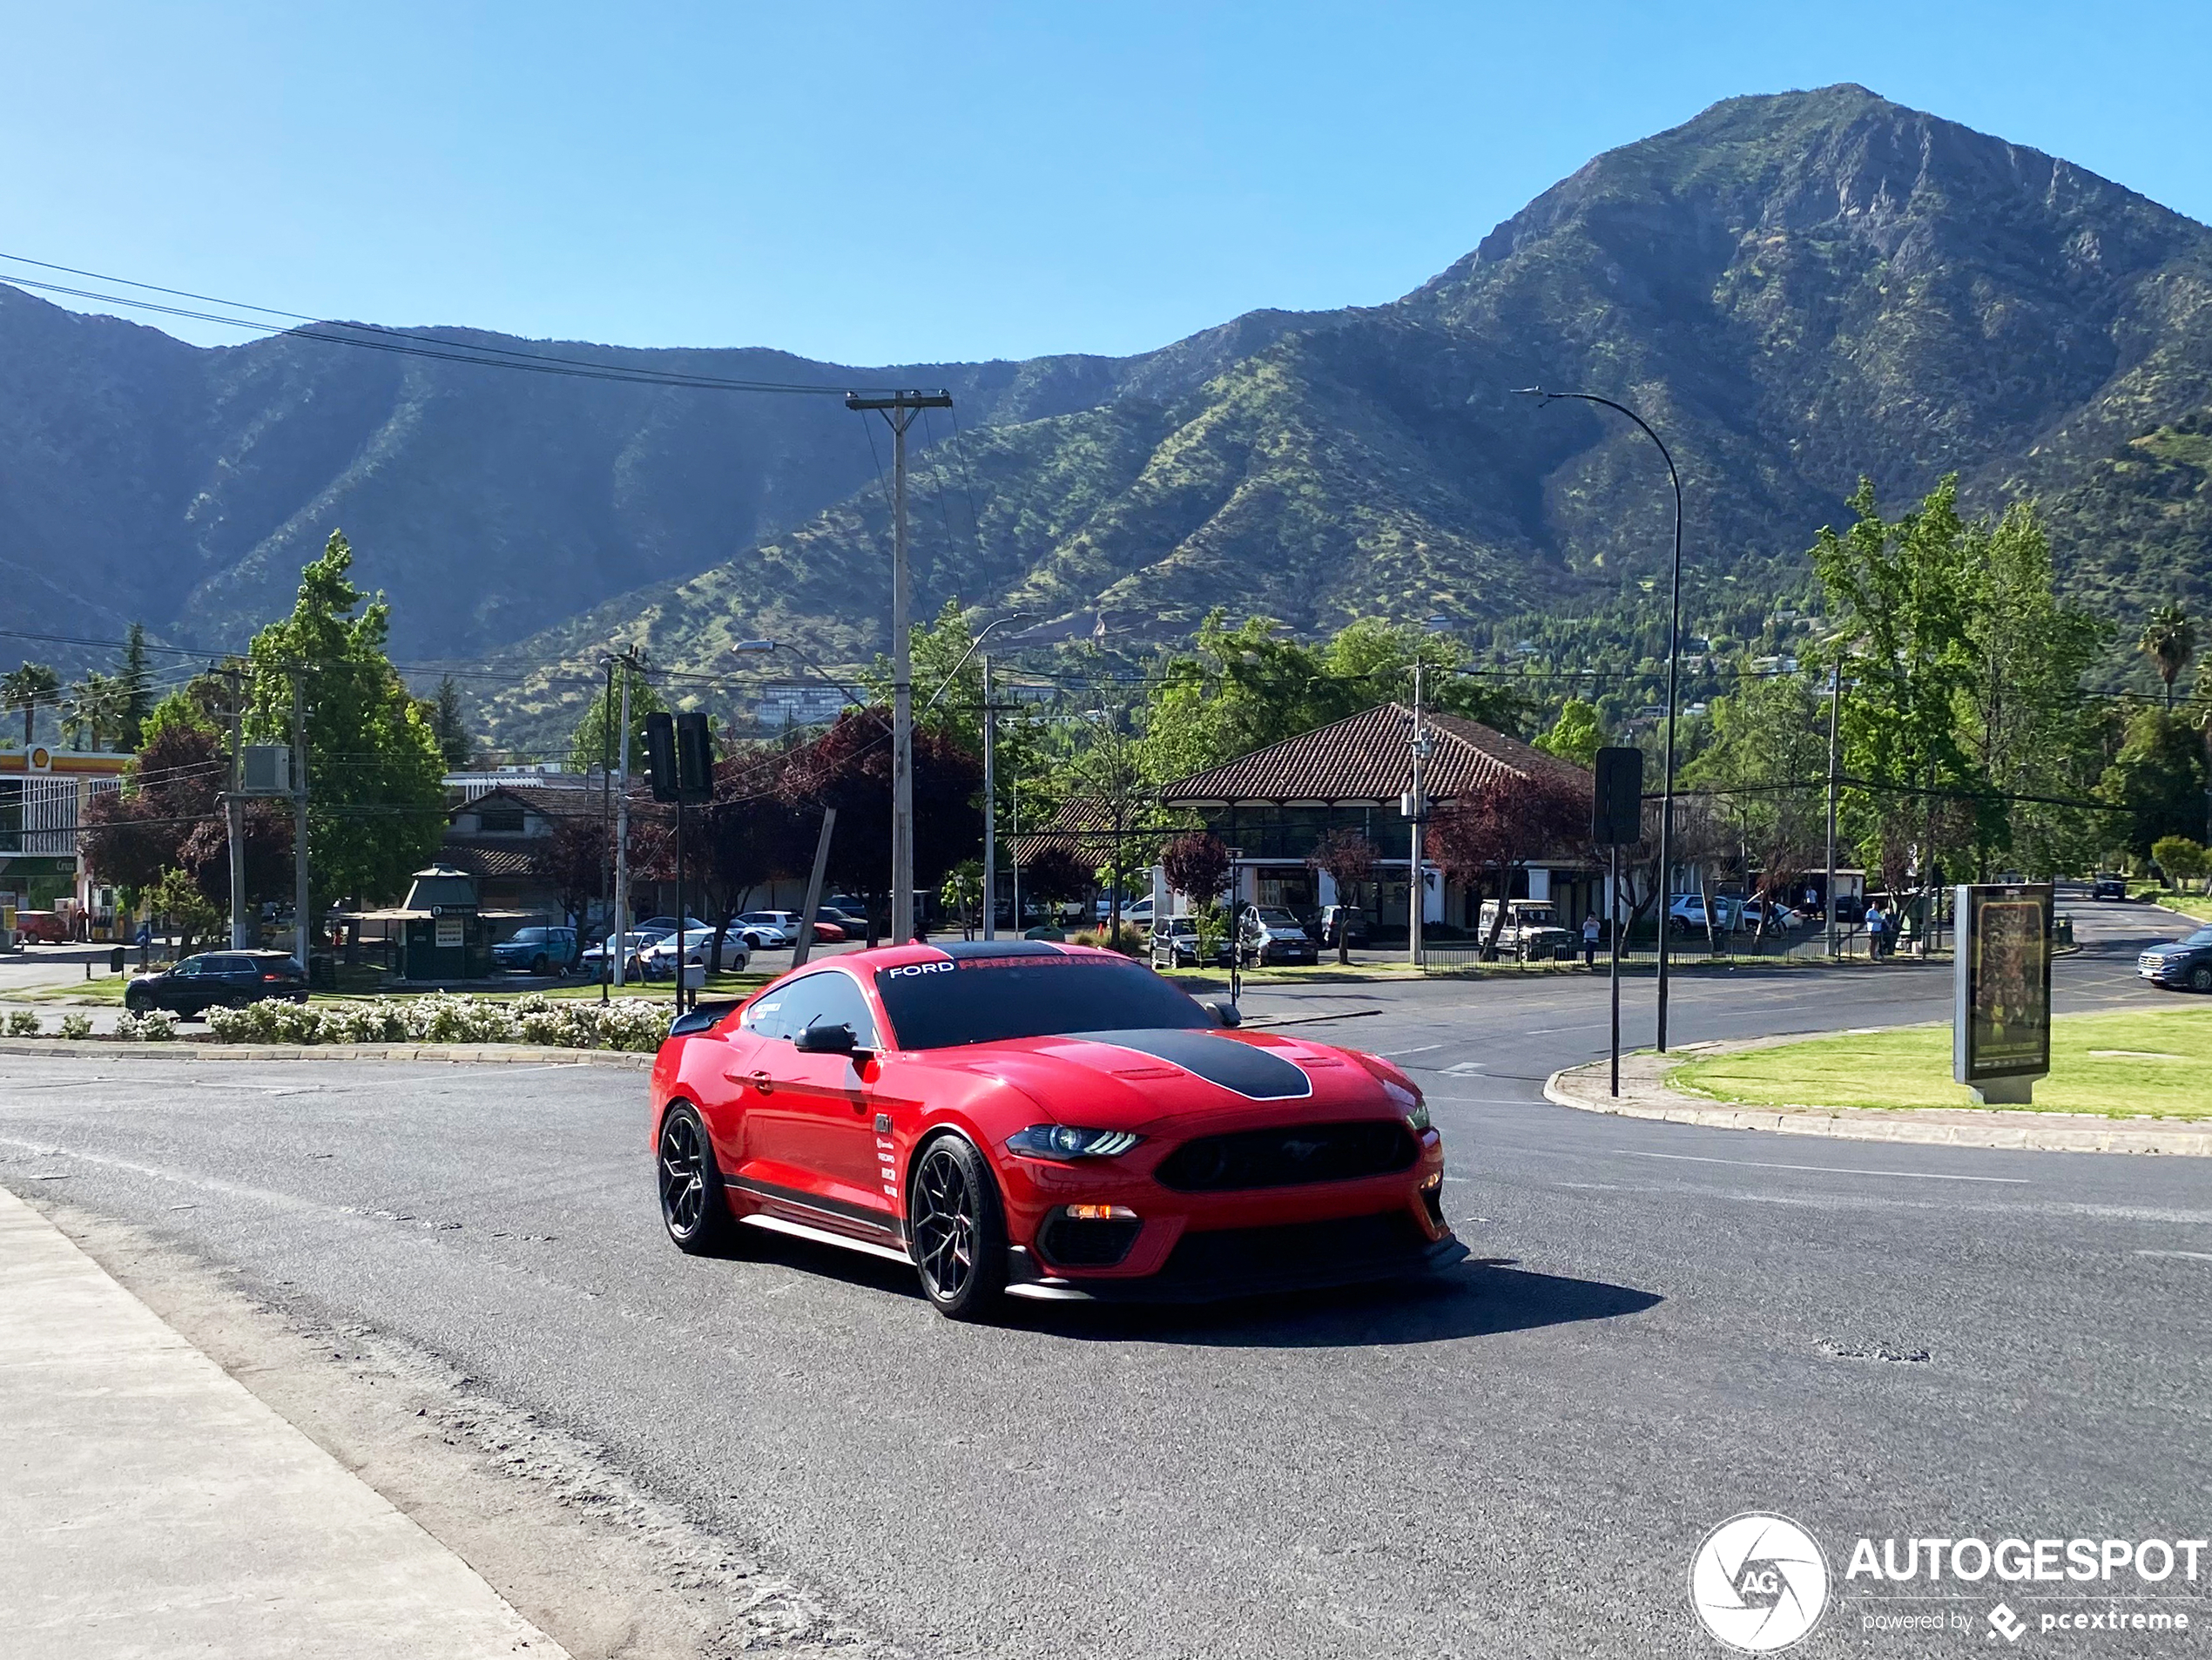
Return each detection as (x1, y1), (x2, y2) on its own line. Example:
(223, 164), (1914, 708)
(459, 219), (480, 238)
(125, 987), (150, 1014)
(657, 1102), (737, 1255)
(225, 992), (252, 1009)
(907, 1134), (1006, 1321)
(530, 954), (549, 975)
(2191, 966), (2212, 994)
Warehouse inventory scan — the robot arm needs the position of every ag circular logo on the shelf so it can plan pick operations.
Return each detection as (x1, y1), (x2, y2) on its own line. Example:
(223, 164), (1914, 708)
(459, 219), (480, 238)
(1689, 1512), (1830, 1652)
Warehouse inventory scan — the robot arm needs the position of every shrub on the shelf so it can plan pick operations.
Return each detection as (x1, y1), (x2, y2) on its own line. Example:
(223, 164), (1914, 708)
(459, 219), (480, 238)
(3, 1009), (40, 1037)
(116, 1009), (180, 1042)
(199, 992), (673, 1052)
(58, 1013), (92, 1040)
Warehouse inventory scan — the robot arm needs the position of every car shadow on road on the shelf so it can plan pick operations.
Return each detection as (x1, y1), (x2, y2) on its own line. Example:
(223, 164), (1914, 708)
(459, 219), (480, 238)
(1024, 1258), (1662, 1349)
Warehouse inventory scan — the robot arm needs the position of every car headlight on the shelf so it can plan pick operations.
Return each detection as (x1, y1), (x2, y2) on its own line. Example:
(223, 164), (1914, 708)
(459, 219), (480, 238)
(1381, 1078), (1431, 1132)
(1008, 1124), (1142, 1159)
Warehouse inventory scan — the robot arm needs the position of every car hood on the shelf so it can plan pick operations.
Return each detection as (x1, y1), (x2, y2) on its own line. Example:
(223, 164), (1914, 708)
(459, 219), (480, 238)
(911, 1028), (1399, 1134)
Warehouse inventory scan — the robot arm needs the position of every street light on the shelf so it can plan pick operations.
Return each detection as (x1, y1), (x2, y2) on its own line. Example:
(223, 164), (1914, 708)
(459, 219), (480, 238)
(922, 613), (1038, 941)
(1515, 386), (1687, 1052)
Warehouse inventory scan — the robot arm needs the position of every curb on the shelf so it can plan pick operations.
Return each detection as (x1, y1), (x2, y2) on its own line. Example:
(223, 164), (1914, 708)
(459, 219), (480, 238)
(0, 1038), (652, 1070)
(1542, 1060), (2212, 1157)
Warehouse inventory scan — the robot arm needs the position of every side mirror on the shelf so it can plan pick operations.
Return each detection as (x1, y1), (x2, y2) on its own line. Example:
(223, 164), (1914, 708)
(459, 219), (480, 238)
(1210, 1002), (1241, 1029)
(794, 1019), (864, 1057)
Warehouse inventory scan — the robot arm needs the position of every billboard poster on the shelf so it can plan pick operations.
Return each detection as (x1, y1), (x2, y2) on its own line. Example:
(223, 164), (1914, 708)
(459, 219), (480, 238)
(1953, 883), (2053, 1085)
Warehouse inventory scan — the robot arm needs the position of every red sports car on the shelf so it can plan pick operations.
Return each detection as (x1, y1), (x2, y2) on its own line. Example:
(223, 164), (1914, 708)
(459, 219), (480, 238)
(649, 941), (1465, 1319)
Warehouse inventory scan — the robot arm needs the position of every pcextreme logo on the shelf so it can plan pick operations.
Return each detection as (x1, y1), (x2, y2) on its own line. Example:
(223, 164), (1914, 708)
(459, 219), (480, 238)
(1689, 1513), (1831, 1653)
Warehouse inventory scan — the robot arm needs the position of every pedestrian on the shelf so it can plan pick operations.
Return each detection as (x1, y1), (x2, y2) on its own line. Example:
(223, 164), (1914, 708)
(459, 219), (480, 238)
(1582, 910), (1601, 968)
(1866, 904), (1885, 962)
(134, 919), (152, 969)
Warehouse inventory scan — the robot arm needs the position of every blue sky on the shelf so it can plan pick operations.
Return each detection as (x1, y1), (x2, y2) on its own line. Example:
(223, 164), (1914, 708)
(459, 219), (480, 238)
(3, 2), (2207, 367)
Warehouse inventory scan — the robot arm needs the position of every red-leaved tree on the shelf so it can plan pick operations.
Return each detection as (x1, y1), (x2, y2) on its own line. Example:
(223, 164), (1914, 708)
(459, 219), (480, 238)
(1429, 770), (1588, 959)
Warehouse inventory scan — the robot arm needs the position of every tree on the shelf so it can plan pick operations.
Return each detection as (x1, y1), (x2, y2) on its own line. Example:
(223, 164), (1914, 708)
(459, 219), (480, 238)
(1812, 478), (1987, 893)
(1306, 829), (1378, 962)
(1682, 673), (1827, 938)
(243, 531), (448, 924)
(80, 722), (227, 894)
(62, 671), (129, 750)
(2099, 709), (2209, 860)
(146, 867), (221, 956)
(1069, 723), (1157, 941)
(2, 662), (59, 746)
(1428, 770), (1588, 959)
(426, 675), (474, 771)
(2150, 836), (2208, 893)
(777, 707), (982, 937)
(694, 749), (812, 969)
(1533, 698), (1603, 767)
(1160, 833), (1232, 911)
(2140, 603), (2196, 710)
(119, 624), (153, 751)
(177, 801), (293, 918)
(568, 664), (668, 774)
(536, 809), (610, 935)
(940, 861), (984, 940)
(1017, 844), (1091, 918)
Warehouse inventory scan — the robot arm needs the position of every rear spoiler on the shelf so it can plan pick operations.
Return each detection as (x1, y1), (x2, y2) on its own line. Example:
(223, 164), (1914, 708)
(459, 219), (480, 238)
(669, 999), (743, 1038)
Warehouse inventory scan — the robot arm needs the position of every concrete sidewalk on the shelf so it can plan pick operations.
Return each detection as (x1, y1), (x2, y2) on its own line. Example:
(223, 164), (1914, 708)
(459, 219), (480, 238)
(0, 1184), (568, 1659)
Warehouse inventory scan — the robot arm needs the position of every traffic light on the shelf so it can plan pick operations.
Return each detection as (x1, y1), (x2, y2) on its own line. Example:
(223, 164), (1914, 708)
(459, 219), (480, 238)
(676, 711), (713, 803)
(1592, 746), (1643, 845)
(644, 712), (679, 803)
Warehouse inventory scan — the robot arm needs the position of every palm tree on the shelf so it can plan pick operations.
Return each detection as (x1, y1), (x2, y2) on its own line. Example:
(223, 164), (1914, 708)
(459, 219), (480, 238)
(2, 662), (61, 746)
(2140, 602), (2197, 709)
(61, 671), (128, 751)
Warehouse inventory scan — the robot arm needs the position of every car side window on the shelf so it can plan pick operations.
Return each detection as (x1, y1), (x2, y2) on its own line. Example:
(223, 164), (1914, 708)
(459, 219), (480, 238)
(174, 956), (205, 977)
(803, 973), (879, 1049)
(211, 955), (251, 975)
(745, 973), (877, 1047)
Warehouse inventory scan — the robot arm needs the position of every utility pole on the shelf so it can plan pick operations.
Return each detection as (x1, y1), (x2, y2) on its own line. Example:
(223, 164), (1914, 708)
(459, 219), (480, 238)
(846, 388), (953, 945)
(612, 656), (633, 987)
(290, 671), (310, 974)
(1824, 663), (1842, 961)
(220, 668), (248, 950)
(981, 651), (998, 941)
(1406, 663), (1429, 969)
(599, 654), (615, 1004)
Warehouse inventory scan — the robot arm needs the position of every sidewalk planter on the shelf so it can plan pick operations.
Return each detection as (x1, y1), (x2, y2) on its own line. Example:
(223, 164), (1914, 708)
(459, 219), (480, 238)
(204, 991), (669, 1052)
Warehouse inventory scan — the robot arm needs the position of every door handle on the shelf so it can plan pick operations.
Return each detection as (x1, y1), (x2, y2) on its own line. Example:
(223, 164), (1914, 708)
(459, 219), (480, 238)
(748, 1070), (773, 1094)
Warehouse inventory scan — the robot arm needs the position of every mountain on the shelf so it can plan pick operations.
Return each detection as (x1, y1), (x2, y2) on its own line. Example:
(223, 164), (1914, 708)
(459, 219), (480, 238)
(5, 84), (2210, 747)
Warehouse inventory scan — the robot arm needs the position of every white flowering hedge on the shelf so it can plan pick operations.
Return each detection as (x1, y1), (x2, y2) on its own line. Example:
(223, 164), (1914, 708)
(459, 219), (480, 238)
(204, 992), (671, 1052)
(115, 1009), (180, 1042)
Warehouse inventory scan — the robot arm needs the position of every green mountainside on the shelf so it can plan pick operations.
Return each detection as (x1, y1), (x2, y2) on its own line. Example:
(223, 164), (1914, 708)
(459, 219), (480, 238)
(479, 84), (2212, 748)
(5, 84), (2209, 752)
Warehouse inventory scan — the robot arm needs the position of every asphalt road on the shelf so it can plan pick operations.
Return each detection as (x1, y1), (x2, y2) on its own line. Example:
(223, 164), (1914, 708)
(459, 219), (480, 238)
(3, 898), (2208, 1657)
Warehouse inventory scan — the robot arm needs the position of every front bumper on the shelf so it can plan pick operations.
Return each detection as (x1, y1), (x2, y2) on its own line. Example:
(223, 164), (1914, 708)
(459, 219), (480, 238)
(1005, 1212), (1467, 1304)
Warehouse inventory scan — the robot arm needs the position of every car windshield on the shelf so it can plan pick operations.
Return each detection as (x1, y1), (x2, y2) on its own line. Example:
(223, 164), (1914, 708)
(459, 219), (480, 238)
(2186, 928), (2212, 947)
(873, 953), (1211, 1049)
(1254, 909), (1301, 927)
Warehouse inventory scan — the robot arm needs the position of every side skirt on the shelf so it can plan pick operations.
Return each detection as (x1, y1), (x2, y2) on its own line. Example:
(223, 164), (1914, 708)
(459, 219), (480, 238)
(738, 1211), (915, 1266)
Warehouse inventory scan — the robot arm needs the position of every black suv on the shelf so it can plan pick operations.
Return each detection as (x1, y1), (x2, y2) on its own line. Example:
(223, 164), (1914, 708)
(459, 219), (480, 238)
(2139, 927), (2212, 994)
(2091, 874), (2129, 901)
(125, 951), (309, 1019)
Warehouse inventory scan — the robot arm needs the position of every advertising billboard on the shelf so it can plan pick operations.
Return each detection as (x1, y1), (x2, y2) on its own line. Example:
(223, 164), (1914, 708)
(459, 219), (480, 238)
(1953, 883), (2054, 1096)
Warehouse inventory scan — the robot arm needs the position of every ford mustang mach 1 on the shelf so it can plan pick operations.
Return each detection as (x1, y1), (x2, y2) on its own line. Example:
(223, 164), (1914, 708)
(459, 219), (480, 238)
(649, 941), (1464, 1319)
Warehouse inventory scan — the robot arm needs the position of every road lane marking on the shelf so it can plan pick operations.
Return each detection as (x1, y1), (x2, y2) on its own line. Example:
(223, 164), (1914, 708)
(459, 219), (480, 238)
(1378, 1044), (1443, 1057)
(2134, 1250), (2212, 1262)
(1619, 1150), (2029, 1184)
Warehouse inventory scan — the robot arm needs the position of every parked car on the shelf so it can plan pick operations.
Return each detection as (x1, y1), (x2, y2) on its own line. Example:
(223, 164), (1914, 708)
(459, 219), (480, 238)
(642, 928), (752, 977)
(637, 915), (709, 935)
(1667, 894), (1729, 935)
(2091, 874), (2128, 901)
(1318, 904), (1370, 949)
(1478, 899), (1576, 961)
(12, 909), (68, 944)
(124, 951), (307, 1018)
(1150, 914), (1232, 969)
(582, 931), (662, 982)
(732, 910), (803, 948)
(1094, 895), (1155, 928)
(1238, 906), (1318, 966)
(491, 925), (578, 975)
(800, 911), (849, 943)
(2139, 926), (2212, 993)
(1731, 897), (1807, 934)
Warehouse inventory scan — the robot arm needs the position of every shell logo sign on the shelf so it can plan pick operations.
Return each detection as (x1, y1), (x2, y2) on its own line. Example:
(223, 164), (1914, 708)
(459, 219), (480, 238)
(27, 746), (52, 773)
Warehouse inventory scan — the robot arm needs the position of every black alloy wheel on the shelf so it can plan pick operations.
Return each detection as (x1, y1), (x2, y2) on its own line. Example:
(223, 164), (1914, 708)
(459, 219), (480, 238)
(908, 1137), (1006, 1319)
(124, 987), (150, 1014)
(529, 954), (549, 975)
(657, 1103), (734, 1254)
(2191, 964), (2212, 994)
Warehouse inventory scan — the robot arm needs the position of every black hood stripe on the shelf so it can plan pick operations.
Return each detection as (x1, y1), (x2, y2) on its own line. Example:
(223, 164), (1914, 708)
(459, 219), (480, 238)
(1065, 1029), (1312, 1100)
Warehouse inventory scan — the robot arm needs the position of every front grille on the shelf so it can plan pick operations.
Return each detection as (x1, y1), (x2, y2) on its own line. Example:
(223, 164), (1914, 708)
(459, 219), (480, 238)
(1163, 1210), (1427, 1282)
(1036, 1213), (1142, 1267)
(1154, 1120), (1418, 1191)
